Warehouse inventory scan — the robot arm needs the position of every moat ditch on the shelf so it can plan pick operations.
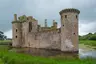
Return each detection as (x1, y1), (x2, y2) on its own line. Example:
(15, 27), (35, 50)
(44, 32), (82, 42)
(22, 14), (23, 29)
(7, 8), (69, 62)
(0, 45), (96, 59)
(9, 47), (96, 59)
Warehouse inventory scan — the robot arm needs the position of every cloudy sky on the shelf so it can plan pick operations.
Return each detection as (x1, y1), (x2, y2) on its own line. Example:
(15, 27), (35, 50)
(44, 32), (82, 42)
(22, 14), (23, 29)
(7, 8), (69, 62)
(0, 0), (96, 38)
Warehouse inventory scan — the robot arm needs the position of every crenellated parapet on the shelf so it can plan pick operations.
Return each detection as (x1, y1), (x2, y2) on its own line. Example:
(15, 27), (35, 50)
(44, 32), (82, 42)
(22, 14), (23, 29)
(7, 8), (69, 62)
(27, 16), (37, 21)
(12, 14), (38, 24)
(59, 8), (80, 15)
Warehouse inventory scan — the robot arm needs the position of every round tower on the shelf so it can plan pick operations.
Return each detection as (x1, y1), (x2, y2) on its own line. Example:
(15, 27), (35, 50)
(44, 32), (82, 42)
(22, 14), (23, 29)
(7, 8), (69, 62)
(59, 8), (80, 52)
(12, 14), (22, 47)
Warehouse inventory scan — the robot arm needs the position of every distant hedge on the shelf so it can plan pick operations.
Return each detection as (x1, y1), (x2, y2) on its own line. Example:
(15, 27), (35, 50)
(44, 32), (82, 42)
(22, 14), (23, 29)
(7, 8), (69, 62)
(79, 33), (96, 40)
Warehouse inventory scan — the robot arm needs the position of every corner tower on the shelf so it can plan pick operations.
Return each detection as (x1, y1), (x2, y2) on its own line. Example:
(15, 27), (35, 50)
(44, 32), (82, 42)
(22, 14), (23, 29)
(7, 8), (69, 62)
(59, 8), (80, 52)
(12, 14), (22, 47)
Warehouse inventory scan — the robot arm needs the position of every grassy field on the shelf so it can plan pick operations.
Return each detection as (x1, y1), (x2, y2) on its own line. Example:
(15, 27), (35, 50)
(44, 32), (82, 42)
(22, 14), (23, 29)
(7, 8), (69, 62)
(0, 59), (4, 64)
(0, 44), (96, 64)
(0, 50), (96, 64)
(0, 40), (12, 45)
(79, 40), (96, 46)
(0, 40), (96, 64)
(0, 40), (12, 43)
(79, 40), (96, 50)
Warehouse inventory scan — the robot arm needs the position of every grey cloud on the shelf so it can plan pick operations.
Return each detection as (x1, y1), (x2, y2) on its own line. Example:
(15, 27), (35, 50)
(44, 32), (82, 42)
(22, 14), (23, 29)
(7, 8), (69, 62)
(0, 0), (25, 32)
(79, 21), (96, 35)
(0, 0), (95, 37)
(72, 0), (96, 21)
(24, 0), (72, 26)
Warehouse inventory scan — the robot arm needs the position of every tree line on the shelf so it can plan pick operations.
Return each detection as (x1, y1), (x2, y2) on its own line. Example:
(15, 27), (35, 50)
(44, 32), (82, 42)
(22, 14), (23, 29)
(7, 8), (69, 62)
(79, 32), (96, 40)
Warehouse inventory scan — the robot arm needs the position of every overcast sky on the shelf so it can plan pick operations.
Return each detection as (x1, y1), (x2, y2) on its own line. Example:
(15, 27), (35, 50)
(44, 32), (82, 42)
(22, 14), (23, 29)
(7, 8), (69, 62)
(0, 0), (96, 38)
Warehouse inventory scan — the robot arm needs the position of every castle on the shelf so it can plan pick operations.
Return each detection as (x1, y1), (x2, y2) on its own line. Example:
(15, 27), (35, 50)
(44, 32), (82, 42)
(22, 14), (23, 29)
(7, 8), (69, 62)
(12, 8), (80, 52)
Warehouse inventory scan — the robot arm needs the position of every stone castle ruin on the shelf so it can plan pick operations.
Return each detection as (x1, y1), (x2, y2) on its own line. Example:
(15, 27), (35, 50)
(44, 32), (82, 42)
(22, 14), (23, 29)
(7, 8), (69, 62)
(12, 8), (80, 52)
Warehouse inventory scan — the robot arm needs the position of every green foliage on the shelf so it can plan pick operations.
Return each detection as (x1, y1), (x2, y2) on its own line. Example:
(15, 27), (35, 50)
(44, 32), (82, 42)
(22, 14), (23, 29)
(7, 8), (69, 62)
(12, 21), (22, 23)
(0, 31), (7, 40)
(0, 59), (4, 64)
(0, 40), (12, 43)
(79, 40), (96, 46)
(0, 40), (12, 45)
(89, 34), (96, 40)
(79, 32), (96, 40)
(0, 46), (96, 64)
(19, 15), (27, 22)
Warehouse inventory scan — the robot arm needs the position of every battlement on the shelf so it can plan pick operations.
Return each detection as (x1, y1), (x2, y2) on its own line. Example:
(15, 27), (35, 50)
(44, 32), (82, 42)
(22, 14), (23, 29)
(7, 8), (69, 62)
(59, 8), (80, 15)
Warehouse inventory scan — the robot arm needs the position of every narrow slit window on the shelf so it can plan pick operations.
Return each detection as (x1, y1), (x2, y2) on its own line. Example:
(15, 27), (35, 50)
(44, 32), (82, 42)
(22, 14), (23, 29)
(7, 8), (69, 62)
(16, 36), (17, 38)
(16, 29), (17, 32)
(29, 22), (32, 32)
(73, 33), (75, 35)
(27, 18), (29, 20)
(35, 35), (37, 40)
(65, 15), (67, 18)
(76, 15), (78, 19)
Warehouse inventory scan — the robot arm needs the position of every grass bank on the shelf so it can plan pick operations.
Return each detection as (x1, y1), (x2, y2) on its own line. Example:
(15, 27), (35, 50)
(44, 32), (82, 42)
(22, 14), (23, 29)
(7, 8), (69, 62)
(0, 46), (96, 64)
(0, 40), (12, 45)
(0, 59), (4, 64)
(0, 50), (96, 64)
(0, 40), (12, 43)
(79, 40), (96, 46)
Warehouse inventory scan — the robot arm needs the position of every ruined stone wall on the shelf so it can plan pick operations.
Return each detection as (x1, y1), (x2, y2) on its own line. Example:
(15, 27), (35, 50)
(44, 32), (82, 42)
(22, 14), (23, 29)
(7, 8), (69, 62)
(60, 9), (80, 52)
(31, 21), (38, 32)
(25, 31), (61, 50)
(12, 8), (80, 52)
(12, 22), (22, 47)
(22, 21), (29, 47)
(21, 19), (38, 47)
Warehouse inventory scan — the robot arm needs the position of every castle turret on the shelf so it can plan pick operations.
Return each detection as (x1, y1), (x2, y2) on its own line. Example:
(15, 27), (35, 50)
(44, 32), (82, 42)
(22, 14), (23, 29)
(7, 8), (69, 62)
(45, 19), (47, 27)
(59, 8), (80, 52)
(14, 14), (17, 21)
(12, 14), (22, 47)
(53, 20), (57, 29)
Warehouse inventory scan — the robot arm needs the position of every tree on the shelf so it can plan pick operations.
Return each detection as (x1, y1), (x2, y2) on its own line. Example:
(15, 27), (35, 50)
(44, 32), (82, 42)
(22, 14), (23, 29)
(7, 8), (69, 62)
(79, 32), (96, 40)
(0, 31), (7, 40)
(89, 33), (96, 40)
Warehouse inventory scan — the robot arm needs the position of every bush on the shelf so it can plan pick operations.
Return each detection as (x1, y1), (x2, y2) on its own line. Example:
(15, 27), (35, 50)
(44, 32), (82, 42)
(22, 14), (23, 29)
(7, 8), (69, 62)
(79, 40), (96, 46)
(79, 33), (96, 40)
(0, 50), (96, 64)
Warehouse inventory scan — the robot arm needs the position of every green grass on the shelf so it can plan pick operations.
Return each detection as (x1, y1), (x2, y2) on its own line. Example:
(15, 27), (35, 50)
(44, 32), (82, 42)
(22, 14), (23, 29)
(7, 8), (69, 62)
(0, 46), (96, 64)
(0, 50), (96, 64)
(0, 40), (12, 45)
(0, 40), (12, 43)
(0, 40), (96, 64)
(0, 59), (4, 64)
(79, 40), (96, 46)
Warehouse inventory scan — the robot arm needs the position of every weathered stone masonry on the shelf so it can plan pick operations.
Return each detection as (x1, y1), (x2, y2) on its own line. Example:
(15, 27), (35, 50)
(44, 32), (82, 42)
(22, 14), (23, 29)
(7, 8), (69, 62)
(12, 8), (80, 52)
